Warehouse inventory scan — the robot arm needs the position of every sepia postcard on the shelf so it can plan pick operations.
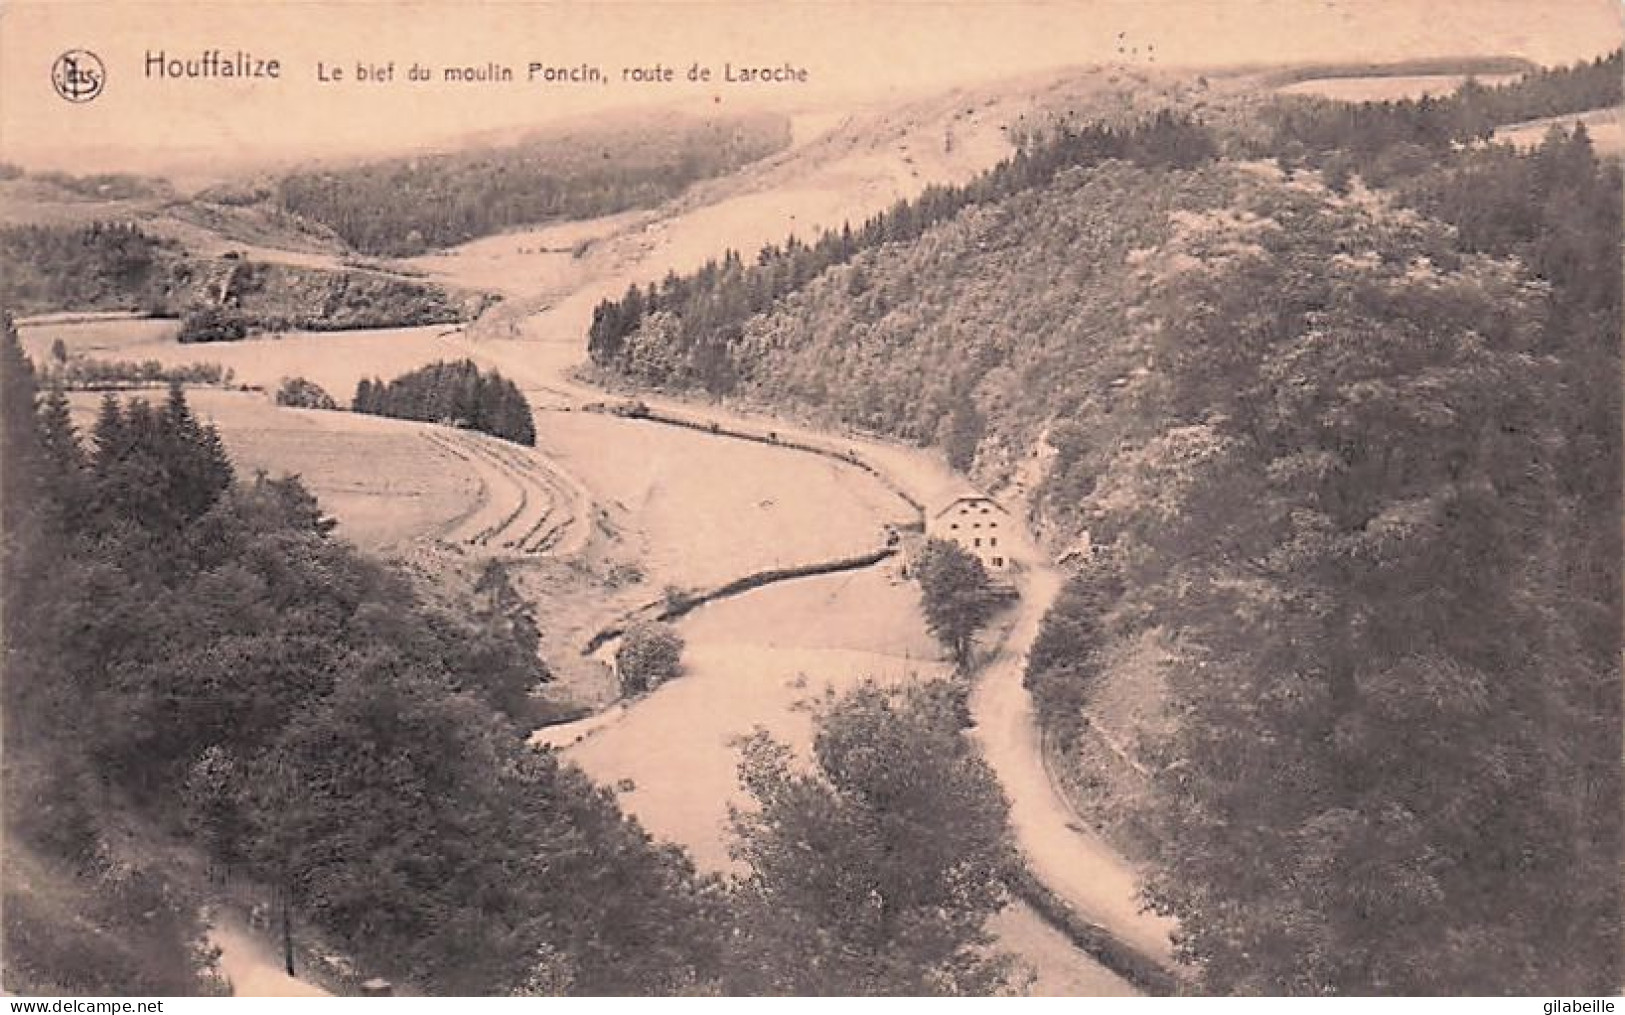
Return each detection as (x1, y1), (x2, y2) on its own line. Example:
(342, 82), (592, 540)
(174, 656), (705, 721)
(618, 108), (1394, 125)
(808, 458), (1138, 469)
(0, 0), (1621, 1000)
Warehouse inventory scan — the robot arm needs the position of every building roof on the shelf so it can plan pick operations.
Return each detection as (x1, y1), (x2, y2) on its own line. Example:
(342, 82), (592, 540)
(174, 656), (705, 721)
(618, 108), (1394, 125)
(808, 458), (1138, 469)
(929, 493), (1008, 521)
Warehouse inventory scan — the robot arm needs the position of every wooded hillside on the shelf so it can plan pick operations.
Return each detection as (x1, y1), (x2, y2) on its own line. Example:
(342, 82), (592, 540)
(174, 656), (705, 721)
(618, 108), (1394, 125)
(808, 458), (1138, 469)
(588, 53), (1623, 993)
(276, 112), (792, 255)
(2, 324), (1016, 995)
(0, 325), (722, 994)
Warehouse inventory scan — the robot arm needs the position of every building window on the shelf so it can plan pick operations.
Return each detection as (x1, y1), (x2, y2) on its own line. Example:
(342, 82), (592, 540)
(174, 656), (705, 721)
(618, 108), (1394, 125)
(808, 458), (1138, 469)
(973, 537), (981, 548)
(972, 522), (980, 529)
(950, 523), (958, 530)
(992, 556), (1004, 567)
(989, 537), (997, 547)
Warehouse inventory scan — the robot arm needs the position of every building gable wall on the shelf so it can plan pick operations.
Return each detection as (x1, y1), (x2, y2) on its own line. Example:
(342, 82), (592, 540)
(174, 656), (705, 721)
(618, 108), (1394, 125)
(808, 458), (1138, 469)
(926, 495), (1010, 571)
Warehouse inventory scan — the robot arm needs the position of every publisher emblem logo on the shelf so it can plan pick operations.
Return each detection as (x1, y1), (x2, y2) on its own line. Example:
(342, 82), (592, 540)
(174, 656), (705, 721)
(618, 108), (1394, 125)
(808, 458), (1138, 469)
(52, 49), (105, 103)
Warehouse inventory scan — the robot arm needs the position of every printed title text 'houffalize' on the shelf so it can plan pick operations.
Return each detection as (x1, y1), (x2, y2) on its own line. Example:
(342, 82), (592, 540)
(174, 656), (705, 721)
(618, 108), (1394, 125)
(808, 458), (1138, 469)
(146, 50), (282, 78)
(138, 51), (804, 85)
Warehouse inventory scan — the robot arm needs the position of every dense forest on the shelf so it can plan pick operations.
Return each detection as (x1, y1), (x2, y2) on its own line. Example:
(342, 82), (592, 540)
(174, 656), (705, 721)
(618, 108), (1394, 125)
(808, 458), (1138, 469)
(276, 112), (792, 256)
(1029, 135), (1618, 991)
(588, 51), (1620, 403)
(0, 223), (178, 315)
(586, 110), (1217, 392)
(590, 51), (1623, 994)
(353, 360), (536, 446)
(1, 322), (1021, 994)
(1257, 50), (1622, 192)
(0, 335), (730, 993)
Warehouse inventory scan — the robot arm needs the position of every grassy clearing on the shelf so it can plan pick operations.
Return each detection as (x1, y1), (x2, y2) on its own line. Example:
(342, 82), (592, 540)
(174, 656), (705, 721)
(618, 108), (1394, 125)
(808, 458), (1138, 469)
(550, 568), (950, 872)
(26, 320), (458, 402)
(1276, 73), (1522, 102)
(18, 317), (181, 358)
(536, 410), (909, 591)
(64, 390), (479, 551)
(1494, 105), (1622, 154)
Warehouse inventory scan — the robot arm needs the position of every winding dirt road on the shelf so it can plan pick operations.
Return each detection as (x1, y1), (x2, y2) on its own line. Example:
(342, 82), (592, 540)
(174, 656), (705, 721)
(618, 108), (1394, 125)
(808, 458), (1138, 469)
(439, 266), (1180, 990)
(971, 567), (1179, 966)
(197, 97), (1177, 991)
(594, 403), (1181, 972)
(210, 916), (329, 997)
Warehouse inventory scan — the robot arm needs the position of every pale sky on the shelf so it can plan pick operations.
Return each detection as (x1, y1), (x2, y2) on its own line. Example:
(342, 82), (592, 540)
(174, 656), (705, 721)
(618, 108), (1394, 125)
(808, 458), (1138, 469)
(2, 0), (1620, 177)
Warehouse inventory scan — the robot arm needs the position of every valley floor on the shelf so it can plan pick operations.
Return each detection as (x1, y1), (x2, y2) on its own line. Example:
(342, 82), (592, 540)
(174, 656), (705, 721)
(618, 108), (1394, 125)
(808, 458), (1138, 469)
(14, 94), (1178, 995)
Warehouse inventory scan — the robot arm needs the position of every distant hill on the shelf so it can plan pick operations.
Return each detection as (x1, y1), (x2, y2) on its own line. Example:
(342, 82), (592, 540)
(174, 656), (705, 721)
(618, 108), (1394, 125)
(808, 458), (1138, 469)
(0, 108), (796, 269)
(590, 52), (1622, 524)
(273, 110), (793, 256)
(1256, 54), (1536, 88)
(0, 223), (488, 331)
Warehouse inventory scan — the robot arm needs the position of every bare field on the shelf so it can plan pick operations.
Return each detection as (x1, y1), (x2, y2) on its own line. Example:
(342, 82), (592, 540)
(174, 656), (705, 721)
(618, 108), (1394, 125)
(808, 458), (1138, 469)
(542, 569), (951, 872)
(28, 320), (461, 403)
(535, 410), (912, 591)
(18, 316), (182, 359)
(421, 428), (584, 555)
(1495, 106), (1622, 154)
(62, 389), (554, 553)
(395, 210), (648, 297)
(1276, 72), (1521, 101)
(67, 389), (469, 549)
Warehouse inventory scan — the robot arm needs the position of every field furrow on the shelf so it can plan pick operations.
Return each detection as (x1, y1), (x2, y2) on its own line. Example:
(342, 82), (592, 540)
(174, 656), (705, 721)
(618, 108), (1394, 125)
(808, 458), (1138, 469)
(419, 426), (584, 556)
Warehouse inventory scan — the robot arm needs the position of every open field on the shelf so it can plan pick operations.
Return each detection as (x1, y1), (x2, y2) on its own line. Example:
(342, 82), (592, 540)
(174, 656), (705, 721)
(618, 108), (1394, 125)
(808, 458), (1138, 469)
(22, 319), (460, 404)
(65, 389), (471, 550)
(395, 210), (648, 298)
(1276, 72), (1522, 102)
(1495, 105), (1622, 155)
(419, 427), (584, 555)
(62, 388), (576, 556)
(538, 568), (943, 868)
(17, 316), (182, 358)
(535, 410), (913, 591)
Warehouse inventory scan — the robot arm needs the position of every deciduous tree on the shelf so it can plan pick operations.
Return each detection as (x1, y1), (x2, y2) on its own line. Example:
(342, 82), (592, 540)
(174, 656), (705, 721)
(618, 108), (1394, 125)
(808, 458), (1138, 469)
(726, 681), (1018, 995)
(916, 539), (998, 668)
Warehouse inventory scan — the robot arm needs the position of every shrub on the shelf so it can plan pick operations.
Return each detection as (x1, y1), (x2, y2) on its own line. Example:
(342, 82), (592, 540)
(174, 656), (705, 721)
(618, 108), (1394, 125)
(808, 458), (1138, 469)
(615, 621), (684, 695)
(177, 305), (248, 344)
(275, 377), (337, 410)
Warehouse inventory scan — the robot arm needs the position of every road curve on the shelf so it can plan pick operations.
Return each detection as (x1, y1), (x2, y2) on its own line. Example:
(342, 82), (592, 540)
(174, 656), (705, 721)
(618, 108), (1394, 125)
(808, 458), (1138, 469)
(511, 384), (1182, 973)
(969, 566), (1179, 967)
(425, 214), (1178, 980)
